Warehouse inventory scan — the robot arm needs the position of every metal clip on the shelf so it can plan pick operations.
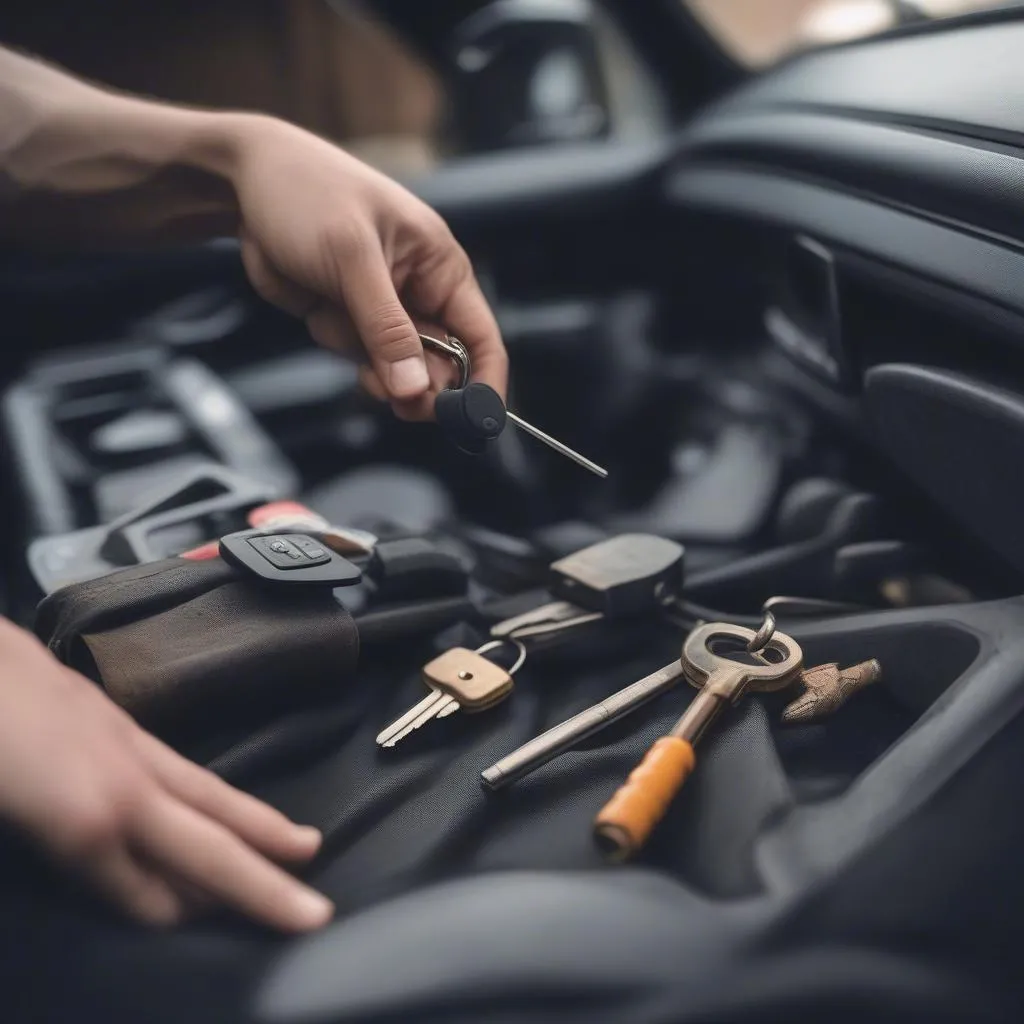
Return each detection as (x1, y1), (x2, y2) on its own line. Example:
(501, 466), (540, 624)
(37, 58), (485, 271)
(490, 600), (604, 642)
(420, 333), (470, 389)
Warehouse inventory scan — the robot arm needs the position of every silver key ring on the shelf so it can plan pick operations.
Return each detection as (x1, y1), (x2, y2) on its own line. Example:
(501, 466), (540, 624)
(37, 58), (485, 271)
(476, 638), (528, 676)
(420, 332), (470, 389)
(746, 609), (777, 653)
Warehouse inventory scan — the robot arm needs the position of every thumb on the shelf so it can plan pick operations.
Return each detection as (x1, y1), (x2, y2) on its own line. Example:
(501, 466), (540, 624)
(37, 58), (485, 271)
(336, 242), (429, 401)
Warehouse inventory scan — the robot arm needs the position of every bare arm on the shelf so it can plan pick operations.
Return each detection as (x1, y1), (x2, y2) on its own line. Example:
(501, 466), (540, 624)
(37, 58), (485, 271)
(0, 46), (244, 247)
(0, 45), (507, 410)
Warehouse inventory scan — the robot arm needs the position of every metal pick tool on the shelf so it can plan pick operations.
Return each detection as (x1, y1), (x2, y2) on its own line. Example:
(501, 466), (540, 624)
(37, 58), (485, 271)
(503, 410), (608, 479)
(420, 333), (608, 479)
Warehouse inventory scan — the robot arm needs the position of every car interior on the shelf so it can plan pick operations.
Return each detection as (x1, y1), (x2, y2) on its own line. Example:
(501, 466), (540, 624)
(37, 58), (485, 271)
(3, 1), (1024, 1021)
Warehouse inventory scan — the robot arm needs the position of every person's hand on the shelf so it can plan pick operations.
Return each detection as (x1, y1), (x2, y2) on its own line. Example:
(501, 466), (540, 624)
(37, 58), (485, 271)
(0, 618), (333, 932)
(227, 116), (508, 421)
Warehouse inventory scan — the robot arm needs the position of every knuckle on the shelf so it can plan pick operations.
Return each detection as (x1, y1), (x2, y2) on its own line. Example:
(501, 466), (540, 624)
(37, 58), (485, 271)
(364, 303), (417, 358)
(59, 802), (125, 859)
(415, 206), (450, 240)
(423, 237), (468, 283)
(321, 221), (371, 266)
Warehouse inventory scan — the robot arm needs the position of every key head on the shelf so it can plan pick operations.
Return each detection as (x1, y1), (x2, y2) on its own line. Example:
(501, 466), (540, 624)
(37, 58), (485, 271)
(422, 647), (514, 711)
(683, 622), (803, 700)
(549, 534), (685, 616)
(435, 384), (507, 455)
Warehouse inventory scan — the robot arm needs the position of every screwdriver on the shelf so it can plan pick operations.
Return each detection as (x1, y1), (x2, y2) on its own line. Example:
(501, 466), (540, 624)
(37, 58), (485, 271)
(421, 333), (608, 479)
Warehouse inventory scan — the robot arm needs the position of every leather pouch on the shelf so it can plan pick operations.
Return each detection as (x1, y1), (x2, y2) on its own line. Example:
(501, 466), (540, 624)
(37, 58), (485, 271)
(34, 556), (360, 739)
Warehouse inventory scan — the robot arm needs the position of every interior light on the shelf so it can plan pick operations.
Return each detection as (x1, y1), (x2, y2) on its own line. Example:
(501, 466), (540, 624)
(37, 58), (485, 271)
(799, 0), (896, 46)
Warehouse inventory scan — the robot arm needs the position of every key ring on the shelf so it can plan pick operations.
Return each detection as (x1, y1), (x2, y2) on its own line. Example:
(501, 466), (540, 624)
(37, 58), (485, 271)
(420, 332), (470, 389)
(747, 609), (777, 653)
(476, 638), (528, 676)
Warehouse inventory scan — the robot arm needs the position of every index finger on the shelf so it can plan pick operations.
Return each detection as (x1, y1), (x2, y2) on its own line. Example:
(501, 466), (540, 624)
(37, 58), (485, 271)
(133, 796), (334, 934)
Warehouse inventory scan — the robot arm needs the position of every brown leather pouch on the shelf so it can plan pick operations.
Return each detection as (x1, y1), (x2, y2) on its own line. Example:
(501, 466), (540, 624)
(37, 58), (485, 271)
(34, 556), (360, 739)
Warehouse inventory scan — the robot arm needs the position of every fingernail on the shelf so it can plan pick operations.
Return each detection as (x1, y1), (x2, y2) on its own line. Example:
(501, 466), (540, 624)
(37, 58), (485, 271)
(295, 889), (334, 928)
(389, 357), (429, 396)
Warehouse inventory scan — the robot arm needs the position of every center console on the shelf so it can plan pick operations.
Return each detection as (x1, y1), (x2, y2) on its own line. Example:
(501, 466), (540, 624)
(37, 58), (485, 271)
(0, 261), (993, 637)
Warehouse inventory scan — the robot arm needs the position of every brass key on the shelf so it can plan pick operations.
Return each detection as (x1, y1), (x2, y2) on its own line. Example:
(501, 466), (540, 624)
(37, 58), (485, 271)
(593, 622), (803, 861)
(376, 640), (525, 748)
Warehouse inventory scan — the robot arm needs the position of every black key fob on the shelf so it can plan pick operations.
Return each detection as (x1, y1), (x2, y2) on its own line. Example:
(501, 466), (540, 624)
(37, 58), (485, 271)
(219, 530), (362, 587)
(549, 534), (685, 616)
(435, 384), (507, 455)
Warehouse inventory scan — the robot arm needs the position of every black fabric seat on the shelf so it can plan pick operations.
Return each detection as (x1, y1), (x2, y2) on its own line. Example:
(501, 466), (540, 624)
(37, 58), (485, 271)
(1, 614), (1022, 1023)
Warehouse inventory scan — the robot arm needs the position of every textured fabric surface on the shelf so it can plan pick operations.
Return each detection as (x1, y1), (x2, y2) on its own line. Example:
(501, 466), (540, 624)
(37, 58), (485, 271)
(36, 557), (360, 742)
(83, 580), (359, 739)
(3, 612), (1019, 1023)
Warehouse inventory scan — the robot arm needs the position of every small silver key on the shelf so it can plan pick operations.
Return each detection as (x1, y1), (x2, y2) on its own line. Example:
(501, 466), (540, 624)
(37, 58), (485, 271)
(376, 640), (526, 748)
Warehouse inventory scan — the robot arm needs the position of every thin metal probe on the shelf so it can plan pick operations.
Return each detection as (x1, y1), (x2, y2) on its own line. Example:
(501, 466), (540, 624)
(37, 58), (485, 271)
(506, 411), (608, 479)
(481, 660), (686, 790)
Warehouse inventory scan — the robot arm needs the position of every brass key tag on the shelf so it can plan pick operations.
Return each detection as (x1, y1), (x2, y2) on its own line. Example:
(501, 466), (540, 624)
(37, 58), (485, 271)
(422, 648), (514, 712)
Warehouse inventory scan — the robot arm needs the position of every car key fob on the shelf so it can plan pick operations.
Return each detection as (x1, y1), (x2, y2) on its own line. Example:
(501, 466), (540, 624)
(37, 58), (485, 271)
(219, 530), (363, 587)
(435, 383), (507, 455)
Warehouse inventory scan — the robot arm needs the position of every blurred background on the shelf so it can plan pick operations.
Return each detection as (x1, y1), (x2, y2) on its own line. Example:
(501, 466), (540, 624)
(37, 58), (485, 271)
(1, 0), (1017, 611)
(0, 0), (1010, 180)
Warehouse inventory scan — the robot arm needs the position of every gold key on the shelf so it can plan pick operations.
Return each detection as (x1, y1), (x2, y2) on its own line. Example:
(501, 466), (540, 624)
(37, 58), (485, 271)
(376, 640), (525, 748)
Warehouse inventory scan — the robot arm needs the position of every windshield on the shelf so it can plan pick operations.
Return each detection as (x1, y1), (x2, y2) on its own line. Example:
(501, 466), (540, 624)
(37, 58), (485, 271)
(685, 0), (1021, 67)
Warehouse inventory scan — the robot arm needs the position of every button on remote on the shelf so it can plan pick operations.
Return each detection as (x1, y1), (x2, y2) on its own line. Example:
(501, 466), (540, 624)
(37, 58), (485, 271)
(293, 536), (328, 560)
(248, 535), (329, 570)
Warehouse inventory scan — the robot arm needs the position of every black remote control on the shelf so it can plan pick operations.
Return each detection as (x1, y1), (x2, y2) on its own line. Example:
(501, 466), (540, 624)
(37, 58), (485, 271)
(219, 530), (362, 587)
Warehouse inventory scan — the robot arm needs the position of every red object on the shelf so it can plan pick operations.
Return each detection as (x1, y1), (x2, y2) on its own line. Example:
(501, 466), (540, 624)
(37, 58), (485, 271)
(181, 501), (326, 561)
(180, 540), (222, 561)
(249, 501), (325, 528)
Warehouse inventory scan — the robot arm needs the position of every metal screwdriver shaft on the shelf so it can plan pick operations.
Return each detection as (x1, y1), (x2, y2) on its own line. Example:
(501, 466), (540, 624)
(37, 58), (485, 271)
(506, 412), (608, 479)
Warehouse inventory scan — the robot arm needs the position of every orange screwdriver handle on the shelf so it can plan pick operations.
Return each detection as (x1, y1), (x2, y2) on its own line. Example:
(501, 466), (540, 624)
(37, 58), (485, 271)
(592, 736), (695, 861)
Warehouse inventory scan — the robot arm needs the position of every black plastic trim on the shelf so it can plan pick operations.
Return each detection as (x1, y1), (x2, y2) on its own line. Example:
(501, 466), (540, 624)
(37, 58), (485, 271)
(667, 164), (1024, 330)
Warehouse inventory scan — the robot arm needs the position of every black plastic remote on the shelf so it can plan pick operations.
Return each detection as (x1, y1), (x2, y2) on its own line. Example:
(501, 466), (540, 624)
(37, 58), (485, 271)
(219, 530), (362, 587)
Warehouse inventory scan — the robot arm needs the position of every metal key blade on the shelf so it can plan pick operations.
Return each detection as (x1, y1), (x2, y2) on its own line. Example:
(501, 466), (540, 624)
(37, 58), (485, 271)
(505, 411), (608, 479)
(382, 695), (459, 747)
(376, 690), (446, 747)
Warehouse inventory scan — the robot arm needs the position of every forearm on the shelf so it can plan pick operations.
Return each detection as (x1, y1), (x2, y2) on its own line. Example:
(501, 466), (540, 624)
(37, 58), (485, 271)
(0, 46), (255, 248)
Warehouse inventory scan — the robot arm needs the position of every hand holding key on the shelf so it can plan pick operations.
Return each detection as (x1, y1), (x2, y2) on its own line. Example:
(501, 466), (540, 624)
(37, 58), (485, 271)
(593, 623), (803, 862)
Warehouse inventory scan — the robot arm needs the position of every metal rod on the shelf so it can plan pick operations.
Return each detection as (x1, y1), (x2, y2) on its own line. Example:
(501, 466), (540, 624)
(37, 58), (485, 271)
(505, 411), (608, 479)
(480, 660), (685, 790)
(668, 690), (725, 745)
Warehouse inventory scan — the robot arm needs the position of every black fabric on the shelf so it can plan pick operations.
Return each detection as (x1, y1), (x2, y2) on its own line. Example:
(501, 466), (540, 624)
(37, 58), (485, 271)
(35, 557), (236, 658)
(1, 612), (1021, 1023)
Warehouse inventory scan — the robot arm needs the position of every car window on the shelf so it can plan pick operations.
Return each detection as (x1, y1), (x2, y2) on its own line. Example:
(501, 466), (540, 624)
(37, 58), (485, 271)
(685, 0), (1020, 67)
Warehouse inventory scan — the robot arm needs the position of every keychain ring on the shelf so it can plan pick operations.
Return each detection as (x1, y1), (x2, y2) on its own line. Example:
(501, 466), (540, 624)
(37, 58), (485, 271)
(419, 332), (470, 389)
(477, 638), (528, 676)
(747, 610), (777, 653)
